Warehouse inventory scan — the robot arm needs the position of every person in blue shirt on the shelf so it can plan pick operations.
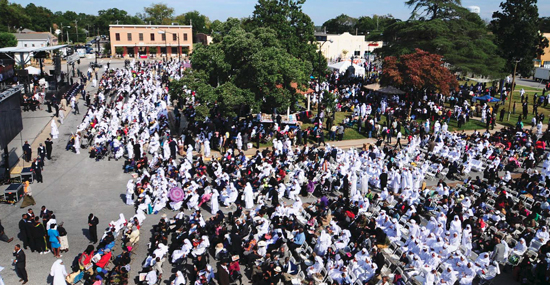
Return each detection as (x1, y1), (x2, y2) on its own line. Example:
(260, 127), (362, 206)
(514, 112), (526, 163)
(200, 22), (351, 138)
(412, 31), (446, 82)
(289, 228), (305, 252)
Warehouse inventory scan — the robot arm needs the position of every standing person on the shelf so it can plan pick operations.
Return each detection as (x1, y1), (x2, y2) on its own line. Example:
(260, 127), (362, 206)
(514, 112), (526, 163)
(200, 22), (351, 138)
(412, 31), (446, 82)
(0, 219), (14, 243)
(49, 259), (67, 285)
(31, 159), (43, 183)
(22, 141), (31, 162)
(217, 260), (230, 285)
(57, 223), (69, 253)
(13, 244), (28, 284)
(18, 214), (31, 250)
(88, 213), (99, 244)
(37, 143), (46, 164)
(48, 224), (61, 258)
(32, 216), (48, 254)
(58, 109), (65, 125)
(45, 138), (53, 160)
(50, 120), (59, 140)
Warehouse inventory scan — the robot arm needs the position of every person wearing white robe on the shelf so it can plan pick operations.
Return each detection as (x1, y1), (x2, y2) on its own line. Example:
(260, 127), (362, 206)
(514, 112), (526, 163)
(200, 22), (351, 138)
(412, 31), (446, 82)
(186, 144), (193, 162)
(315, 230), (331, 256)
(449, 216), (462, 234)
(51, 120), (59, 139)
(458, 263), (476, 285)
(50, 259), (68, 285)
(243, 183), (254, 209)
(210, 189), (219, 215)
(440, 266), (457, 284)
(204, 140), (211, 157)
(126, 179), (135, 205)
(462, 225), (473, 257)
(512, 238), (528, 256)
(74, 133), (81, 154)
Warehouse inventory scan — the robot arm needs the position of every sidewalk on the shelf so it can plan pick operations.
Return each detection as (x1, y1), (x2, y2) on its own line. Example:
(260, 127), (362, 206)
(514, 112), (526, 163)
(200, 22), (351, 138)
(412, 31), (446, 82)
(7, 80), (96, 177)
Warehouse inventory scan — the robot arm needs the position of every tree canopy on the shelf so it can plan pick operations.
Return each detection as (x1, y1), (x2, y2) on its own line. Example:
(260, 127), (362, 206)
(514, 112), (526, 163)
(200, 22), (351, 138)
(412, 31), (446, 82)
(139, 3), (175, 25)
(491, 0), (549, 76)
(381, 2), (505, 78)
(321, 14), (398, 40)
(0, 32), (17, 48)
(405, 0), (462, 20)
(175, 23), (312, 117)
(381, 48), (458, 95)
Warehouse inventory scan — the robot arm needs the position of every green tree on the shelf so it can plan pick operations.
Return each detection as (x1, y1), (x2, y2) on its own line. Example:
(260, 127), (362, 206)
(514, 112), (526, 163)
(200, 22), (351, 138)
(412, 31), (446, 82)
(540, 17), (550, 33)
(382, 4), (504, 78)
(491, 0), (549, 76)
(0, 0), (31, 32)
(0, 32), (17, 48)
(251, 0), (317, 62)
(139, 3), (174, 25)
(405, 0), (462, 20)
(175, 11), (211, 36)
(174, 25), (311, 117)
(24, 3), (54, 32)
(95, 8), (143, 36)
(322, 14), (357, 34)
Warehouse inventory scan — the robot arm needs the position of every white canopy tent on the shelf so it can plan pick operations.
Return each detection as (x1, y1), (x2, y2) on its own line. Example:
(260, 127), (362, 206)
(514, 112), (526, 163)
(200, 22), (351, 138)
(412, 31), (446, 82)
(327, 61), (365, 77)
(25, 66), (41, 75)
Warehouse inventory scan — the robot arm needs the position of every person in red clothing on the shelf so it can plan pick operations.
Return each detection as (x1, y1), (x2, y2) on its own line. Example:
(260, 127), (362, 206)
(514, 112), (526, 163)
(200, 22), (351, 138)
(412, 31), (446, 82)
(79, 245), (95, 274)
(228, 256), (241, 281)
(95, 248), (112, 269)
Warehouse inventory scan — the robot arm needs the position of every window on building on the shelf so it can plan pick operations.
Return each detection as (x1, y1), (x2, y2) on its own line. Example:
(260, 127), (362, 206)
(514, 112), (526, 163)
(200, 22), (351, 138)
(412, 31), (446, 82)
(127, 33), (132, 41)
(115, 33), (120, 41)
(24, 44), (27, 47)
(161, 33), (166, 41)
(354, 51), (360, 56)
(171, 47), (178, 54)
(173, 34), (177, 41)
(150, 33), (155, 41)
(183, 33), (188, 41)
(139, 33), (143, 41)
(32, 44), (35, 47)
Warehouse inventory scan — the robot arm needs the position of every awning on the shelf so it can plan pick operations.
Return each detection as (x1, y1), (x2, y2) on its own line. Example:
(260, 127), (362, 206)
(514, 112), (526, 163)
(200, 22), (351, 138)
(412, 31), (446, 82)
(365, 83), (380, 91)
(377, 86), (405, 95)
(0, 44), (68, 53)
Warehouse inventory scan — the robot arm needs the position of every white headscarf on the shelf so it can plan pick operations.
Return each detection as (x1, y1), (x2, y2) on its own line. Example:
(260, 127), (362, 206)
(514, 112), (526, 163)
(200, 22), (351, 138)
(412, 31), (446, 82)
(173, 270), (186, 285)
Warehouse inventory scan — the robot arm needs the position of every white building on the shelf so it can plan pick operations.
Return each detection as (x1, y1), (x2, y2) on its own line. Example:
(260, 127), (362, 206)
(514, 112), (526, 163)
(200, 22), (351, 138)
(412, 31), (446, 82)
(14, 32), (58, 49)
(468, 6), (481, 15)
(316, 32), (383, 62)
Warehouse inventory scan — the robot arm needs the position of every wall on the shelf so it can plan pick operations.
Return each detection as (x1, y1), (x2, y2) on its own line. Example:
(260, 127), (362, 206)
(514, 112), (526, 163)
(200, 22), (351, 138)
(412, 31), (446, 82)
(317, 32), (383, 62)
(109, 25), (193, 57)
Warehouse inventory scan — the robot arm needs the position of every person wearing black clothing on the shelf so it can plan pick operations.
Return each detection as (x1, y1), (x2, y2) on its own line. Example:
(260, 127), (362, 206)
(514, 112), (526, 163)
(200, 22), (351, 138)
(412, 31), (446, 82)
(372, 248), (385, 275)
(0, 219), (13, 243)
(31, 158), (43, 183)
(45, 138), (53, 160)
(13, 244), (28, 284)
(19, 214), (31, 250)
(380, 171), (388, 189)
(22, 141), (31, 162)
(217, 261), (231, 285)
(88, 213), (99, 243)
(169, 139), (177, 159)
(37, 143), (46, 163)
(32, 216), (47, 254)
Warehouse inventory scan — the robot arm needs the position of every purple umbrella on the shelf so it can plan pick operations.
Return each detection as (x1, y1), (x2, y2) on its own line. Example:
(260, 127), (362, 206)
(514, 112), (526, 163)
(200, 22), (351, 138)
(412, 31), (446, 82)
(169, 187), (185, 202)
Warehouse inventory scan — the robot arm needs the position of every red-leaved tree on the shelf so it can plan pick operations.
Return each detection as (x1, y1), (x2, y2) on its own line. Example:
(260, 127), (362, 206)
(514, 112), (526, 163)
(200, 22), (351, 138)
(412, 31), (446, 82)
(381, 48), (458, 95)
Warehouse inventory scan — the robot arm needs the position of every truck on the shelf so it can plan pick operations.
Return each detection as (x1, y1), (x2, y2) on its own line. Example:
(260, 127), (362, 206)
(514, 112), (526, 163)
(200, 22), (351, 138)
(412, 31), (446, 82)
(534, 67), (550, 82)
(77, 48), (86, 58)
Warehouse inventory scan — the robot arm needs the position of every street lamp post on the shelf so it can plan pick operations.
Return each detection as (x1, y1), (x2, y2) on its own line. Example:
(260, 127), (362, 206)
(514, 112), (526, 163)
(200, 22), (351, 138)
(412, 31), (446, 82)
(507, 59), (521, 121)
(317, 39), (333, 117)
(158, 30), (181, 62)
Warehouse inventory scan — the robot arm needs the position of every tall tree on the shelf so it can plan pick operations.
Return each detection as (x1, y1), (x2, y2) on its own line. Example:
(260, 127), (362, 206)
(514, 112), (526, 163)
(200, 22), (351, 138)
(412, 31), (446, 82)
(382, 4), (504, 78)
(0, 0), (30, 32)
(0, 32), (17, 48)
(251, 0), (317, 62)
(24, 4), (54, 32)
(175, 11), (211, 36)
(139, 3), (174, 25)
(405, 0), (462, 20)
(322, 14), (357, 34)
(95, 8), (143, 36)
(381, 48), (458, 95)
(492, 0), (549, 76)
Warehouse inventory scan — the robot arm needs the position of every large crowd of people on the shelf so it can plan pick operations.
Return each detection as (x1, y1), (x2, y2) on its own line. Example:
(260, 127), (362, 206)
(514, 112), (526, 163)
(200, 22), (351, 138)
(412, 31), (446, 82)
(53, 56), (550, 285)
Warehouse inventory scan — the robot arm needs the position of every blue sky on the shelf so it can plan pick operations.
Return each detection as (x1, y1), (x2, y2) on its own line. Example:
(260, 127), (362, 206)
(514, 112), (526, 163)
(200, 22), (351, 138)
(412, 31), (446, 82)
(11, 0), (550, 25)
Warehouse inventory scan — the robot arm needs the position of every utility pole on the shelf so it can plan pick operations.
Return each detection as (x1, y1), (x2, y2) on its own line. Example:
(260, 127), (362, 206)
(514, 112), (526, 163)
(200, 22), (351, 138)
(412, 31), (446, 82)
(507, 59), (520, 121)
(75, 19), (78, 42)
